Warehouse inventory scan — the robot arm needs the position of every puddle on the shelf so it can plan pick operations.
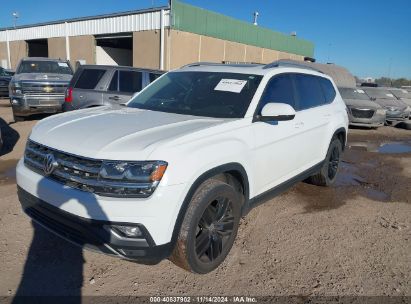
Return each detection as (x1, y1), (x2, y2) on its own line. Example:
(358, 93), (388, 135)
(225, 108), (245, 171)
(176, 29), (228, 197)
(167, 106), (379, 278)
(349, 141), (411, 154)
(378, 142), (411, 154)
(365, 188), (390, 202)
(335, 162), (368, 186)
(0, 159), (18, 185)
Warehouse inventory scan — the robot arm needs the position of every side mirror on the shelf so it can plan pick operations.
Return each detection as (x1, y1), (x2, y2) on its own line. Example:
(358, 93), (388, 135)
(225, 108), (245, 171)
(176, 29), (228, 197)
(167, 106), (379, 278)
(256, 103), (296, 122)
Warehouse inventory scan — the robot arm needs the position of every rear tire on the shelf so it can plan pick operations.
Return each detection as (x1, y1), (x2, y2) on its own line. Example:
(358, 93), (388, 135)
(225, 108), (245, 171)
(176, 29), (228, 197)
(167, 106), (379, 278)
(170, 179), (241, 274)
(307, 138), (342, 187)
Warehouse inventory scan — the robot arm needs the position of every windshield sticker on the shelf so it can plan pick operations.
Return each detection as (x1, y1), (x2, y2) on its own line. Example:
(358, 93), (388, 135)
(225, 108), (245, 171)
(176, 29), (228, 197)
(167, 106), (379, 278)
(355, 89), (365, 94)
(214, 79), (247, 93)
(386, 93), (394, 98)
(58, 62), (69, 67)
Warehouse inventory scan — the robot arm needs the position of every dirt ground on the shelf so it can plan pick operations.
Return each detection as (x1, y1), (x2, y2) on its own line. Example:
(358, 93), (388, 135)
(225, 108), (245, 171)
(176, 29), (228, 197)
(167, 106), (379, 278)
(0, 98), (410, 298)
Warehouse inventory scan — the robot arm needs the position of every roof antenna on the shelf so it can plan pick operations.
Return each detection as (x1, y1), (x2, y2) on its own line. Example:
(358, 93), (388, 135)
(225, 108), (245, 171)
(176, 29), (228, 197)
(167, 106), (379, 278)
(253, 11), (259, 26)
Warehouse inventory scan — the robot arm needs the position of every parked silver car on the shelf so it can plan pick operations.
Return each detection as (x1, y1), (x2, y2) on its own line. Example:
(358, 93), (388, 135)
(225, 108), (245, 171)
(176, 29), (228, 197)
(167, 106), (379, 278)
(363, 87), (410, 123)
(388, 88), (411, 118)
(62, 65), (163, 111)
(339, 87), (385, 128)
(9, 57), (73, 121)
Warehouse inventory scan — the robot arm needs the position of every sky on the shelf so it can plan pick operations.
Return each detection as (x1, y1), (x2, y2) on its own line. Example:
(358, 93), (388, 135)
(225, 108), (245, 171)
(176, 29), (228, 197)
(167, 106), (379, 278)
(0, 0), (410, 79)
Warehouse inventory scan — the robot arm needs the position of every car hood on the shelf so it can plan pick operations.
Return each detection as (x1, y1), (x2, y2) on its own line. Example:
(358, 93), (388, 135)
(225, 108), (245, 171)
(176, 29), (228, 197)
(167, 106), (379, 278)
(398, 98), (411, 107)
(30, 107), (228, 160)
(12, 73), (72, 83)
(343, 98), (380, 109)
(373, 98), (407, 110)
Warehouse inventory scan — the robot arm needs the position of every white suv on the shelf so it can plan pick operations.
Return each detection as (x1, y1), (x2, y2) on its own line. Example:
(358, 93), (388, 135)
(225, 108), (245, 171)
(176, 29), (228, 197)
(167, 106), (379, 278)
(17, 60), (348, 274)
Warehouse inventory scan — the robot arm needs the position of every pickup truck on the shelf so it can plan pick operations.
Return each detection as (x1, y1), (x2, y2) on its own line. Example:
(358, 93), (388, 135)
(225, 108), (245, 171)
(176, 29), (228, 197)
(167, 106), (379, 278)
(9, 57), (73, 121)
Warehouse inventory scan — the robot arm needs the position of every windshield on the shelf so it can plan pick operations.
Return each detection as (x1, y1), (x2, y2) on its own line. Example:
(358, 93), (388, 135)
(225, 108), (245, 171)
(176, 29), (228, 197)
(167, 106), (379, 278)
(127, 71), (263, 118)
(339, 88), (370, 100)
(17, 61), (73, 75)
(390, 89), (411, 99)
(364, 88), (397, 100)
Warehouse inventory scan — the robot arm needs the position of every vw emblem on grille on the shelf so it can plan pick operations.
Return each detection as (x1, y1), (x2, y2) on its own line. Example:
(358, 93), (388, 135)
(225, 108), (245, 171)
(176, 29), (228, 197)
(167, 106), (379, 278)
(43, 154), (58, 175)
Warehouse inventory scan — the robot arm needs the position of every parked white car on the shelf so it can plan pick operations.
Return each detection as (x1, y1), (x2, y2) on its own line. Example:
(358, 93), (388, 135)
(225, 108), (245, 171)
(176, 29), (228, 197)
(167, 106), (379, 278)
(17, 60), (348, 273)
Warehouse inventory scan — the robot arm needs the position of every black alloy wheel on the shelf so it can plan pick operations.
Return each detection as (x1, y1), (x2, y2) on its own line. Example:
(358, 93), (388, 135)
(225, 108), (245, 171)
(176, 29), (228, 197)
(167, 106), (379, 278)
(195, 197), (235, 262)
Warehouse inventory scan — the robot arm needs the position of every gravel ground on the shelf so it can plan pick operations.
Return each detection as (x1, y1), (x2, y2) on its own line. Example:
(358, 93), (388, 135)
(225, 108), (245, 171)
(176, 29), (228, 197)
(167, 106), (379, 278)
(0, 98), (410, 298)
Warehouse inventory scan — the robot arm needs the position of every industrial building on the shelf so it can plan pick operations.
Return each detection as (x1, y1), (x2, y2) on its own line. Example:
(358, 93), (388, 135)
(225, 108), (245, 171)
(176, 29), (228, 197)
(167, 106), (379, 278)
(0, 0), (315, 71)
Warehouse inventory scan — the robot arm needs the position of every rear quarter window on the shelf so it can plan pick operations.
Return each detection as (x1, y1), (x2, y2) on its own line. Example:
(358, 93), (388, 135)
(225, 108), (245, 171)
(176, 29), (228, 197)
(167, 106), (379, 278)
(74, 69), (106, 90)
(319, 77), (336, 103)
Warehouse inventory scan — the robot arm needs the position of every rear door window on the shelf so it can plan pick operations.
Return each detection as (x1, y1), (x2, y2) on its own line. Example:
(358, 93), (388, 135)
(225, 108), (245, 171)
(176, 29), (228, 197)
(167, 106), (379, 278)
(294, 74), (326, 110)
(119, 71), (143, 93)
(74, 69), (106, 90)
(257, 74), (296, 114)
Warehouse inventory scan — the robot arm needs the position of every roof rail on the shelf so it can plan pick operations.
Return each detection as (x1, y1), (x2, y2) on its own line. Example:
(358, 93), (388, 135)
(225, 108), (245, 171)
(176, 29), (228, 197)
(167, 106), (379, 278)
(181, 61), (262, 68)
(181, 62), (224, 68)
(263, 59), (323, 73)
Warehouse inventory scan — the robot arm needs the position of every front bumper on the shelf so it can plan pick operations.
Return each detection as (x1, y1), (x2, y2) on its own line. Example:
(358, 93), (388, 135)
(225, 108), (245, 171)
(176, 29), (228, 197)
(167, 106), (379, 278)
(10, 95), (64, 116)
(18, 186), (172, 264)
(16, 158), (186, 250)
(348, 109), (385, 128)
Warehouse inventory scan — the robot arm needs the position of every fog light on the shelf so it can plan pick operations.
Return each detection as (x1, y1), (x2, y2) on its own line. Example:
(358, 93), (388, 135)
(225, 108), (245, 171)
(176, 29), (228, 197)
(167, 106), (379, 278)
(12, 99), (19, 105)
(112, 225), (143, 238)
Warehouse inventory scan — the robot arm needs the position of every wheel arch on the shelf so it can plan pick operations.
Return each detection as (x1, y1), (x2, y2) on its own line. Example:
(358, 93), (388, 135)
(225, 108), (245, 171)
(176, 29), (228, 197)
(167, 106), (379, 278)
(169, 162), (249, 250)
(332, 127), (347, 150)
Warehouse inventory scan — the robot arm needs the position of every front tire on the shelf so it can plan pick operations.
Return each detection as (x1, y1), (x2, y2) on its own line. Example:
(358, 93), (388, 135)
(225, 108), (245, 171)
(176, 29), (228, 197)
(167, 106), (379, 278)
(170, 179), (241, 274)
(307, 138), (342, 186)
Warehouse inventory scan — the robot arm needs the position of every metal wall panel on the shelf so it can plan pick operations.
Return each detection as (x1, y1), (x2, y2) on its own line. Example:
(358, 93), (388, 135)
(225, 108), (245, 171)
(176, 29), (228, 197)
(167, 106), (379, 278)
(171, 0), (314, 57)
(0, 10), (169, 42)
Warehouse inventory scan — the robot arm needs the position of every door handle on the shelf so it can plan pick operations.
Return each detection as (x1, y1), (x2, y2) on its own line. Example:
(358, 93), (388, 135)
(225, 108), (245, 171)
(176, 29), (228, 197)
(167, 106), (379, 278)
(109, 96), (121, 101)
(324, 113), (332, 117)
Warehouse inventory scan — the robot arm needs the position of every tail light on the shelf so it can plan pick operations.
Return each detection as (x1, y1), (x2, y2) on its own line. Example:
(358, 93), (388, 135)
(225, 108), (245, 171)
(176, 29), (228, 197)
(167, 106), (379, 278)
(65, 87), (73, 102)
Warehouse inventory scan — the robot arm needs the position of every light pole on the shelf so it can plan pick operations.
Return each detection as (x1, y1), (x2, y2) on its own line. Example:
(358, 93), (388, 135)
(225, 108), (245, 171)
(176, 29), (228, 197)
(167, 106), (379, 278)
(12, 12), (19, 29)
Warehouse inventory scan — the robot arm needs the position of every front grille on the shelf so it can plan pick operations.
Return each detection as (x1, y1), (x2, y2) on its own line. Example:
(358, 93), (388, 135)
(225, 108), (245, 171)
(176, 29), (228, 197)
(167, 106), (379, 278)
(351, 108), (375, 119)
(24, 141), (153, 197)
(21, 82), (67, 96)
(25, 141), (103, 194)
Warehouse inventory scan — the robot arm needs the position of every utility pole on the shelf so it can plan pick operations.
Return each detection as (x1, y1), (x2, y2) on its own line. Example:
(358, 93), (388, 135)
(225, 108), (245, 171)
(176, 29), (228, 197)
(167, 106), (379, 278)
(12, 12), (19, 28)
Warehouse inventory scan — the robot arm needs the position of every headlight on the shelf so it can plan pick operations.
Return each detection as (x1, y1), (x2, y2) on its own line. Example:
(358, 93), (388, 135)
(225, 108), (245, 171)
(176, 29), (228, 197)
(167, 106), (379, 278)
(99, 161), (167, 197)
(10, 82), (22, 95)
(384, 106), (398, 112)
